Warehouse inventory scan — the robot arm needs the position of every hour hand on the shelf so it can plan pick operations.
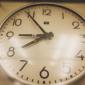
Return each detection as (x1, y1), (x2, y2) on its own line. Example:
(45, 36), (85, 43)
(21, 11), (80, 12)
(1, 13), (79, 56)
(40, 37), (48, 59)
(19, 32), (54, 39)
(22, 32), (54, 48)
(19, 34), (44, 38)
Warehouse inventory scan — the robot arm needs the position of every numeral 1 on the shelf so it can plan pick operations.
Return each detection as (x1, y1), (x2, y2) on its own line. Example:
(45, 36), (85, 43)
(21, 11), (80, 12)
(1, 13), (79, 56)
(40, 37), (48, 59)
(62, 12), (64, 19)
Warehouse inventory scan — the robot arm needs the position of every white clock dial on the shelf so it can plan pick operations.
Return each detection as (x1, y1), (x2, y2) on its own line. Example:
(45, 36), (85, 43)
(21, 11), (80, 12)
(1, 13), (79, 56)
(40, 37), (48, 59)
(0, 3), (85, 85)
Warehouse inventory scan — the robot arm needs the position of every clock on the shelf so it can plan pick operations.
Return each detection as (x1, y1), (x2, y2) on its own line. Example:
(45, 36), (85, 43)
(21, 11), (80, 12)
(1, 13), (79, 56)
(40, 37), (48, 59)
(0, 3), (85, 85)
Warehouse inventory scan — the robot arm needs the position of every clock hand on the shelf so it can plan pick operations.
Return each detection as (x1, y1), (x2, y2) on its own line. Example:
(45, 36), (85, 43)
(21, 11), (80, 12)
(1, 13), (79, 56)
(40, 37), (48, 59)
(19, 32), (54, 38)
(19, 34), (45, 38)
(26, 12), (47, 34)
(22, 36), (44, 48)
(22, 32), (54, 48)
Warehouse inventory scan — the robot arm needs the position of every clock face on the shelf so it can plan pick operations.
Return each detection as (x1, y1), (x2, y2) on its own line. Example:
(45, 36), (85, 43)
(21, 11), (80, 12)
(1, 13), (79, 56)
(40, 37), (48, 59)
(0, 3), (85, 85)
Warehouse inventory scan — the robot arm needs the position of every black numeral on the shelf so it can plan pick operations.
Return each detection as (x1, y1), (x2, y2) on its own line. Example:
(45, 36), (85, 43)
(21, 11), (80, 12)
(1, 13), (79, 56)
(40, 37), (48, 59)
(13, 19), (22, 26)
(40, 66), (49, 79)
(43, 9), (51, 16)
(25, 10), (35, 18)
(7, 47), (15, 57)
(6, 31), (14, 39)
(19, 60), (28, 71)
(76, 50), (85, 60)
(77, 54), (85, 61)
(78, 55), (85, 60)
(72, 21), (80, 29)
(62, 12), (64, 19)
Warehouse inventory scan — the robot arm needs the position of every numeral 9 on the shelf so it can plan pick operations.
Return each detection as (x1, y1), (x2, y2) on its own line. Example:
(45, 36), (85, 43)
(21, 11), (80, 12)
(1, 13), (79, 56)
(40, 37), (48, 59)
(6, 31), (14, 39)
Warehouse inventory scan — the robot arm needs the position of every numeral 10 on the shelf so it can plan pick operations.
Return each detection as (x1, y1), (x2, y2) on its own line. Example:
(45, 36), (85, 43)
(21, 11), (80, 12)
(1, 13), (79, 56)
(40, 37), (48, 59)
(13, 18), (22, 26)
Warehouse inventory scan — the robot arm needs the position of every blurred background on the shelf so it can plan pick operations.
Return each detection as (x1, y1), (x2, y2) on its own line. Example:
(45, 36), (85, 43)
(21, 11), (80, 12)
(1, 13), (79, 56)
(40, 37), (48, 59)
(0, 2), (85, 85)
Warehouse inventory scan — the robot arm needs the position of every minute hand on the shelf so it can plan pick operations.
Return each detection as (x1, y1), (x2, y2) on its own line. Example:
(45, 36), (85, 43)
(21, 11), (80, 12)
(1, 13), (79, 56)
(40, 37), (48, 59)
(28, 13), (47, 34)
(22, 36), (45, 48)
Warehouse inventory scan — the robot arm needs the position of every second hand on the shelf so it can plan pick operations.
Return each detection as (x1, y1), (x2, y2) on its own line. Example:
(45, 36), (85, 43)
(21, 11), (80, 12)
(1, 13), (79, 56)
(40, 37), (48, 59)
(25, 11), (47, 34)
